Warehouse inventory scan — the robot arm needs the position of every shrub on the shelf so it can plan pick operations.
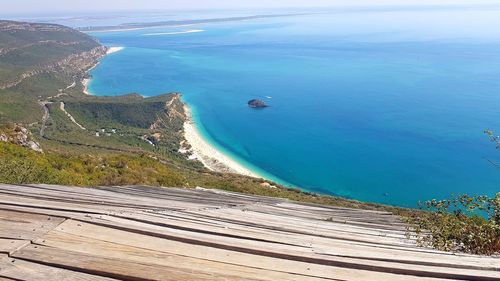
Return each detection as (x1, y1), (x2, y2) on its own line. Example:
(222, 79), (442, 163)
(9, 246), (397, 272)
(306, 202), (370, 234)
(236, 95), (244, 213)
(405, 193), (500, 255)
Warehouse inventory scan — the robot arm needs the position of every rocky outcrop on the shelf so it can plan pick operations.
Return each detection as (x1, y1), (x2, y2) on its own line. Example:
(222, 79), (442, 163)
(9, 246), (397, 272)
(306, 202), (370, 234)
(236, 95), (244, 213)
(149, 93), (185, 130)
(248, 99), (268, 108)
(0, 125), (42, 153)
(58, 45), (108, 74)
(164, 93), (185, 120)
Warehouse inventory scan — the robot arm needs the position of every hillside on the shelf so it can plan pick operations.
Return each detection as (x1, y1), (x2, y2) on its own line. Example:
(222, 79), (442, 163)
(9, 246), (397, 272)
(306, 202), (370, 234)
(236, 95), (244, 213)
(0, 20), (106, 124)
(0, 20), (103, 89)
(0, 20), (190, 168)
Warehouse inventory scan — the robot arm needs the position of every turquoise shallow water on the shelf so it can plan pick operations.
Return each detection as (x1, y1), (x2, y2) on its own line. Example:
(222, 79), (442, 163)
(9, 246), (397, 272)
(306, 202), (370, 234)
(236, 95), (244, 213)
(87, 8), (500, 207)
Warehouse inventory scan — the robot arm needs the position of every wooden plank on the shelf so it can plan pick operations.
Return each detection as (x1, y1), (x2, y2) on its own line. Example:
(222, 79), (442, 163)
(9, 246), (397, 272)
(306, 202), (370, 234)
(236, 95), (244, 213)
(95, 212), (499, 270)
(0, 254), (116, 281)
(179, 209), (417, 247)
(0, 209), (66, 240)
(1, 184), (498, 281)
(0, 204), (104, 225)
(0, 186), (149, 210)
(2, 192), (497, 272)
(251, 203), (407, 230)
(199, 205), (407, 235)
(3, 193), (492, 272)
(0, 184), (223, 211)
(31, 226), (446, 281)
(98, 185), (260, 205)
(44, 219), (490, 281)
(0, 200), (414, 255)
(80, 212), (452, 264)
(0, 189), (209, 214)
(0, 239), (30, 255)
(12, 244), (264, 281)
(0, 195), (118, 216)
(33, 230), (327, 281)
(142, 207), (410, 240)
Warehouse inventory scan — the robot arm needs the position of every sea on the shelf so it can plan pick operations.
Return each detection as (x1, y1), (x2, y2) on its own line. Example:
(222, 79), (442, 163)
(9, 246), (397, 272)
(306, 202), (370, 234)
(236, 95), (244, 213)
(34, 6), (500, 207)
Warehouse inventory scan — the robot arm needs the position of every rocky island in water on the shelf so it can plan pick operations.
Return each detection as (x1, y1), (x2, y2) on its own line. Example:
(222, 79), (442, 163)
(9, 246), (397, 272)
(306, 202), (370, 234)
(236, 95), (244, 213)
(248, 99), (268, 108)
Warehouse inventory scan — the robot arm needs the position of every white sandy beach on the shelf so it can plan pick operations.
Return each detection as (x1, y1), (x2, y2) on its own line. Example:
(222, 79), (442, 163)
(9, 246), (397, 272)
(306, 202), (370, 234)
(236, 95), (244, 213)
(182, 105), (261, 178)
(83, 46), (125, 95)
(143, 29), (205, 36)
(82, 78), (92, 95)
(106, 46), (125, 54)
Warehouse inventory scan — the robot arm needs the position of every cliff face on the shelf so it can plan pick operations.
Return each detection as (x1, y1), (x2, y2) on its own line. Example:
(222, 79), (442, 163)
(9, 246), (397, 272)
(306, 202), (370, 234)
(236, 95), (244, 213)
(0, 124), (42, 152)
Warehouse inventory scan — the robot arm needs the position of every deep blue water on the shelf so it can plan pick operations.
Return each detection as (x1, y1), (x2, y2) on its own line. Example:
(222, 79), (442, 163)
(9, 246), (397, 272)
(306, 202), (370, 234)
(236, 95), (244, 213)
(87, 8), (500, 207)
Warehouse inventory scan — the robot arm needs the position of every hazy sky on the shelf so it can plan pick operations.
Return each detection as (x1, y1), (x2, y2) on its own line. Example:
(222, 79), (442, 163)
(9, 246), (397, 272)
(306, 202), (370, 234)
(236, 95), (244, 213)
(2, 0), (500, 15)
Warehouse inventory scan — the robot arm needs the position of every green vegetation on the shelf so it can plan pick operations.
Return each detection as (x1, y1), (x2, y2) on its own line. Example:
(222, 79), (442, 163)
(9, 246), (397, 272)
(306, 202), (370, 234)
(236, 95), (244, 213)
(42, 93), (186, 157)
(0, 20), (103, 125)
(405, 194), (500, 255)
(0, 141), (185, 186)
(0, 137), (398, 212)
(64, 94), (174, 128)
(0, 20), (100, 84)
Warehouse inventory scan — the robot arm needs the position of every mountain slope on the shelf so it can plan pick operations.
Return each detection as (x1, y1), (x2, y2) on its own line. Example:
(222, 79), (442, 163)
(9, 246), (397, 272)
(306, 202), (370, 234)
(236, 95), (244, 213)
(0, 20), (104, 90)
(0, 20), (106, 125)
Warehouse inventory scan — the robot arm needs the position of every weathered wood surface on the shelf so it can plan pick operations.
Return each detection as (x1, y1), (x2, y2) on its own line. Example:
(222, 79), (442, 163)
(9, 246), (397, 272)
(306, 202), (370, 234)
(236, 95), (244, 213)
(0, 254), (117, 281)
(0, 184), (498, 281)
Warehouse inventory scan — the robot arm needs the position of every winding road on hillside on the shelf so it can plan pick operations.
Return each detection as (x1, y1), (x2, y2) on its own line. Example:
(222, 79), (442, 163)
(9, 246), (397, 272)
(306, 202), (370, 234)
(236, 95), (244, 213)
(38, 81), (78, 137)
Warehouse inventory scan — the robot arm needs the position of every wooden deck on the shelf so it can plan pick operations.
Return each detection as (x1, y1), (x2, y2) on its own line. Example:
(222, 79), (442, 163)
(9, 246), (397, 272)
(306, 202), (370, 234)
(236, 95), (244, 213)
(0, 184), (498, 281)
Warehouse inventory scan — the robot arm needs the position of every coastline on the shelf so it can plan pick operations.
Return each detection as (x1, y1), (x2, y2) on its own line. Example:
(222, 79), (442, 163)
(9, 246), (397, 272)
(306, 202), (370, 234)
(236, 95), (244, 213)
(106, 46), (125, 55)
(82, 45), (288, 185)
(82, 78), (93, 95)
(82, 46), (125, 95)
(181, 105), (262, 178)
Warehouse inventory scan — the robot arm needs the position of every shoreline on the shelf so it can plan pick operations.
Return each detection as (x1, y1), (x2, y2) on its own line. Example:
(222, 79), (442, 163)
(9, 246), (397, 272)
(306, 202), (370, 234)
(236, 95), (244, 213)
(181, 105), (262, 178)
(80, 45), (285, 184)
(82, 46), (125, 95)
(143, 29), (205, 36)
(80, 44), (292, 187)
